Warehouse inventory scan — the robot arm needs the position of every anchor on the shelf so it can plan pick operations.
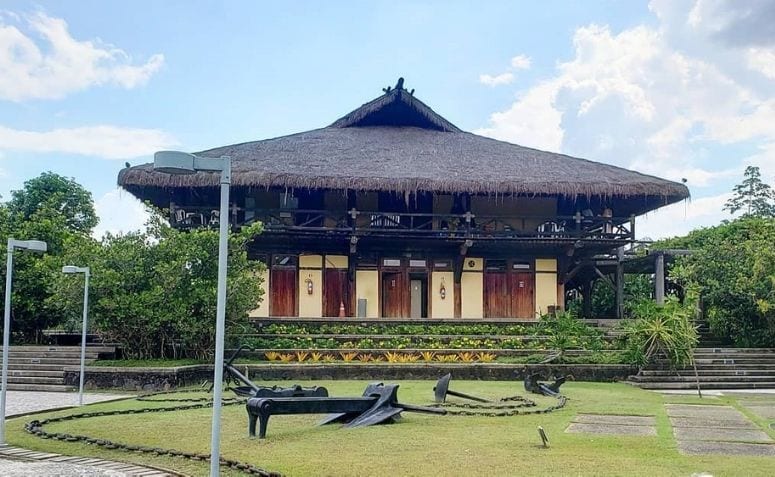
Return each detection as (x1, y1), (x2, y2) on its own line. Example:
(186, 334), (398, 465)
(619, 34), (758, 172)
(218, 346), (328, 398)
(246, 382), (446, 439)
(524, 373), (568, 397)
(433, 373), (491, 403)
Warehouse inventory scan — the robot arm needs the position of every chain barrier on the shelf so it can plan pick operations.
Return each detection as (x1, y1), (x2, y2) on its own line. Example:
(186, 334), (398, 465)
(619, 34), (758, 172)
(431, 394), (567, 417)
(24, 389), (282, 477)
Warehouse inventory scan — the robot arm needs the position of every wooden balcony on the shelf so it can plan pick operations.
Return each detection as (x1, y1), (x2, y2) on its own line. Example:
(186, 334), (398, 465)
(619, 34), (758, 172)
(169, 205), (634, 243)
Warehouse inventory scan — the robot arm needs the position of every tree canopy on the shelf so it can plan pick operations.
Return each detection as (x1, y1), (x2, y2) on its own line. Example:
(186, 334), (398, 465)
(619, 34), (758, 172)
(723, 166), (775, 218)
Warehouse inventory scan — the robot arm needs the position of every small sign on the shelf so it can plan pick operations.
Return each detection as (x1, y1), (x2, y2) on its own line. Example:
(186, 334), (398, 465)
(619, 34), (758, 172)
(538, 426), (549, 447)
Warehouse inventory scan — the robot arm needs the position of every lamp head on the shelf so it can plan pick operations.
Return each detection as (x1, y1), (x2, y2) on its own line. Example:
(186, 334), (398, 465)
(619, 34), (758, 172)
(153, 151), (197, 175)
(15, 240), (47, 252)
(62, 265), (88, 274)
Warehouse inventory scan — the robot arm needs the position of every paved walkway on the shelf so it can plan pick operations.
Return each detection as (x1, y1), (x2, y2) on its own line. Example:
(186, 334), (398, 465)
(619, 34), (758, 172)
(1, 391), (177, 476)
(4, 390), (130, 417)
(0, 446), (175, 476)
(666, 403), (775, 456)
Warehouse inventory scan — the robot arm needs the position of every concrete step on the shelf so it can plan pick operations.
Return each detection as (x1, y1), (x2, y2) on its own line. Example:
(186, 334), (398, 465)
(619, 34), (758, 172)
(7, 370), (64, 378)
(634, 381), (775, 390)
(650, 363), (775, 370)
(640, 369), (775, 377)
(2, 364), (78, 371)
(3, 358), (94, 366)
(6, 376), (66, 385)
(694, 358), (775, 365)
(695, 348), (775, 353)
(3, 383), (75, 392)
(631, 375), (775, 383)
(0, 346), (115, 355)
(3, 351), (100, 359)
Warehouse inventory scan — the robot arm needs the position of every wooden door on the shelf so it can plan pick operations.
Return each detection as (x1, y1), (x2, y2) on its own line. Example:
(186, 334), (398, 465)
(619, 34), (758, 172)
(270, 269), (297, 317)
(324, 269), (350, 317)
(484, 272), (509, 318)
(382, 271), (404, 318)
(511, 272), (535, 319)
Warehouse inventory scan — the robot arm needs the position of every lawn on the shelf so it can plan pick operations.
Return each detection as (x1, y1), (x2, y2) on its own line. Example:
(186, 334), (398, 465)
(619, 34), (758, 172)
(6, 381), (775, 476)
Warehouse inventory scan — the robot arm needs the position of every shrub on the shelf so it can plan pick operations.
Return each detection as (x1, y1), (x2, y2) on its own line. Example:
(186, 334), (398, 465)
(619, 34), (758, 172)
(621, 299), (698, 368)
(534, 310), (603, 362)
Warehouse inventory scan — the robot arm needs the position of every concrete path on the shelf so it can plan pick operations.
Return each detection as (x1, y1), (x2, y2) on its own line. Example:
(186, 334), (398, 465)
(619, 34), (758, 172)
(4, 390), (130, 417)
(0, 446), (176, 476)
(666, 404), (775, 456)
(0, 391), (175, 476)
(566, 414), (657, 436)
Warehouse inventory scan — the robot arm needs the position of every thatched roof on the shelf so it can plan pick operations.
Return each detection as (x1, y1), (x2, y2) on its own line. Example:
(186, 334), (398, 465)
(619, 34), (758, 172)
(118, 78), (689, 214)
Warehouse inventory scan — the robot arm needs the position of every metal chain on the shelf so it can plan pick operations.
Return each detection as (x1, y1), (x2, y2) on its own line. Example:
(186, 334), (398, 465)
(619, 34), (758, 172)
(432, 395), (567, 417)
(24, 391), (282, 477)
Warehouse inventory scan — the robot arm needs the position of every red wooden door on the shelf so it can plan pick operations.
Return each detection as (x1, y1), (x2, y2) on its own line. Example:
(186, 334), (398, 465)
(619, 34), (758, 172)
(484, 272), (509, 318)
(382, 271), (404, 318)
(270, 269), (297, 317)
(324, 269), (350, 317)
(511, 272), (535, 319)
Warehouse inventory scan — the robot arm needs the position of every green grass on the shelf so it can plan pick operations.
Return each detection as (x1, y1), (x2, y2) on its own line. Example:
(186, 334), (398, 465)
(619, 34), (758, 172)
(6, 382), (775, 476)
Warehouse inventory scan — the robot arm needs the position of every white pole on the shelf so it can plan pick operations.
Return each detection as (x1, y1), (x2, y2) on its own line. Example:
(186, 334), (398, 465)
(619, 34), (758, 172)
(1, 239), (15, 444)
(209, 157), (231, 476)
(78, 269), (90, 406)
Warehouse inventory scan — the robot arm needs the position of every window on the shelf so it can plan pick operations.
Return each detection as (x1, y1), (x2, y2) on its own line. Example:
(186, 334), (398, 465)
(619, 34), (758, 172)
(272, 255), (297, 268)
(485, 259), (507, 272)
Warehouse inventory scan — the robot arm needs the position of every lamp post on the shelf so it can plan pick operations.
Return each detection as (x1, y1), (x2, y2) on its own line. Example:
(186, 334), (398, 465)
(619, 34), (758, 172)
(2, 238), (47, 444)
(153, 151), (230, 476)
(62, 265), (90, 406)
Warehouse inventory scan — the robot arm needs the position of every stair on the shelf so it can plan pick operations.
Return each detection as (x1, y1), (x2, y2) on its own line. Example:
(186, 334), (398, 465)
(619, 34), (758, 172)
(629, 348), (775, 390)
(0, 346), (115, 392)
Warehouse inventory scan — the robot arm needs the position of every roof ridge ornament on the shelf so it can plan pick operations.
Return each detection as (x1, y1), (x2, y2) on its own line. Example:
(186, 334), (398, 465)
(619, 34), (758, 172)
(382, 77), (414, 96)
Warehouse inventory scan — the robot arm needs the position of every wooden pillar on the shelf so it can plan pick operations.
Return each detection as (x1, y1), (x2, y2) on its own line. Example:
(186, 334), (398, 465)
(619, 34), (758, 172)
(453, 256), (463, 319)
(655, 252), (665, 306)
(615, 247), (624, 319)
(582, 281), (592, 318)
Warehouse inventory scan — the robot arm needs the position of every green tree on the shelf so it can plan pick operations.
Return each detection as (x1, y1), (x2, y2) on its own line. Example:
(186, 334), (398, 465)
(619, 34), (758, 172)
(665, 217), (775, 346)
(1, 173), (97, 341)
(8, 172), (98, 234)
(49, 213), (265, 359)
(723, 166), (775, 218)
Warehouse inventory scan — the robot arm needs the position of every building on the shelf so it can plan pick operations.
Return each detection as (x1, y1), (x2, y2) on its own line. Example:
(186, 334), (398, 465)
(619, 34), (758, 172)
(118, 78), (689, 320)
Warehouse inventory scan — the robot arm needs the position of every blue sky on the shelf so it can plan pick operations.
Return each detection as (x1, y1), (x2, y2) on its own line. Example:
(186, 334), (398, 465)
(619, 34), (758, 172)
(1, 1), (773, 238)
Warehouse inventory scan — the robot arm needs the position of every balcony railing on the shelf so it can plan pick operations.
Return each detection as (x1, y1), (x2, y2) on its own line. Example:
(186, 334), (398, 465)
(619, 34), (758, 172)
(169, 204), (634, 241)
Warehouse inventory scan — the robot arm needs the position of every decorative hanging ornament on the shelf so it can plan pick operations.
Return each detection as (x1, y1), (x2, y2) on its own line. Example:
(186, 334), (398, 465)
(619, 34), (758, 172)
(305, 275), (314, 295)
(439, 277), (447, 300)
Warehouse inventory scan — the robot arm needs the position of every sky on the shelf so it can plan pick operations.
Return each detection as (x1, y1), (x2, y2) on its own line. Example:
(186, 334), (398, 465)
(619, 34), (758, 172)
(1, 0), (773, 239)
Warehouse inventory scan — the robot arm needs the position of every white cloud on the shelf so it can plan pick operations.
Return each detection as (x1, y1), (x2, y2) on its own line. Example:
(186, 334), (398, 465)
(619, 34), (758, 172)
(92, 188), (151, 239)
(476, 0), (775, 235)
(0, 11), (164, 101)
(510, 54), (532, 69)
(637, 193), (736, 240)
(746, 48), (775, 78)
(0, 124), (178, 159)
(479, 72), (514, 86)
(475, 81), (563, 151)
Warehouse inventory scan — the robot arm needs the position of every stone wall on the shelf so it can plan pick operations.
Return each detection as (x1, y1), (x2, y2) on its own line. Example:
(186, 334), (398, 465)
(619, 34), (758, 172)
(64, 365), (211, 391)
(67, 363), (635, 391)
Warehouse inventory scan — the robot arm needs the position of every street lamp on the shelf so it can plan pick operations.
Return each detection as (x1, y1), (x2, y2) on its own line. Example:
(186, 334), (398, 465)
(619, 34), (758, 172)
(62, 265), (90, 406)
(153, 151), (230, 476)
(2, 238), (47, 444)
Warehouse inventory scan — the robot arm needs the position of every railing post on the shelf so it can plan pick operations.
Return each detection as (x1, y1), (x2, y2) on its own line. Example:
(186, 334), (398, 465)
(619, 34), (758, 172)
(349, 208), (358, 234)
